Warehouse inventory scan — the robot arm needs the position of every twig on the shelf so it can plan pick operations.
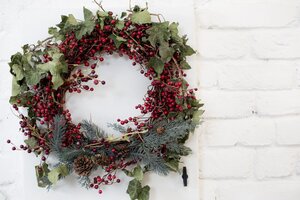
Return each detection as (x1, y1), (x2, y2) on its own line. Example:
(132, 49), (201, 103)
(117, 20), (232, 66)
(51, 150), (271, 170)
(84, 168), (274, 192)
(129, 0), (132, 11)
(93, 0), (106, 12)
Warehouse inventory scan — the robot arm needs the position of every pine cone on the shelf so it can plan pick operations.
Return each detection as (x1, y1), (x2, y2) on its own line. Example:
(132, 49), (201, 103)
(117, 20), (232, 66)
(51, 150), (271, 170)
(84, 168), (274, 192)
(92, 153), (111, 166)
(156, 126), (165, 134)
(73, 155), (95, 176)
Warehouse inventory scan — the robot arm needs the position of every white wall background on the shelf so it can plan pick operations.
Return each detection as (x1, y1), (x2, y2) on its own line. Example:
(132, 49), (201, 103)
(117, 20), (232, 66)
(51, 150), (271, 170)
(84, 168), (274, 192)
(1, 0), (300, 200)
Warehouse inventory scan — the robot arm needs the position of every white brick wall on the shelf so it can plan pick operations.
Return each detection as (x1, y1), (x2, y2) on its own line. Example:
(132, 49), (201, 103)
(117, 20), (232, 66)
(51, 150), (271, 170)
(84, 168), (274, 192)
(196, 0), (300, 199)
(1, 0), (300, 200)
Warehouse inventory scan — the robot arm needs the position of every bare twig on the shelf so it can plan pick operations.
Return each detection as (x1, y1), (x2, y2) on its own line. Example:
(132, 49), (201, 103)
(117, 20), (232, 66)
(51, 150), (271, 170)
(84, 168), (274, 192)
(93, 0), (106, 12)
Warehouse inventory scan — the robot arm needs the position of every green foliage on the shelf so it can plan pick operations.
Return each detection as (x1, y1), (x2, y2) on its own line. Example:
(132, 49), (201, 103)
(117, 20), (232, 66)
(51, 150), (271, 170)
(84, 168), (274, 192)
(107, 123), (127, 133)
(81, 120), (107, 140)
(75, 7), (96, 39)
(126, 179), (150, 200)
(50, 115), (67, 153)
(48, 164), (69, 184)
(78, 176), (91, 189)
(24, 137), (38, 149)
(35, 163), (51, 188)
(131, 8), (151, 24)
(115, 20), (125, 30)
(123, 165), (144, 181)
(37, 47), (68, 90)
(158, 43), (174, 62)
(147, 57), (164, 75)
(146, 22), (170, 47)
(109, 34), (127, 48)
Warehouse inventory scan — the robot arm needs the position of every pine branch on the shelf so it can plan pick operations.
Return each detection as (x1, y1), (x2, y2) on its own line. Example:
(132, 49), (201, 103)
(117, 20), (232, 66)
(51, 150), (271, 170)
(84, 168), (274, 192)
(81, 120), (107, 141)
(107, 123), (127, 133)
(50, 115), (67, 153)
(78, 176), (91, 189)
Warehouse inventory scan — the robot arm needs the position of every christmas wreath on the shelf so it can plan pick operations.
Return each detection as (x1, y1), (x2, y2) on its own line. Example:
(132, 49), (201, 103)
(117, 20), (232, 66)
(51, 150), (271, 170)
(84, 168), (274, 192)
(7, 3), (203, 200)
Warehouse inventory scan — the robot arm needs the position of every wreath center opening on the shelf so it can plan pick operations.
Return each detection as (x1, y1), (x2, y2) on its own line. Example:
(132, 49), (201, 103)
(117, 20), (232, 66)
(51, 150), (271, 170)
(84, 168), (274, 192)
(65, 54), (151, 135)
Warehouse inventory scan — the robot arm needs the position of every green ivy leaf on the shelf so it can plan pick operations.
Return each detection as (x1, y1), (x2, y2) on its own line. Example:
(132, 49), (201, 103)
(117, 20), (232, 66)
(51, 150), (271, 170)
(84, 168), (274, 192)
(159, 44), (175, 62)
(83, 7), (93, 20)
(109, 34), (126, 48)
(146, 22), (170, 47)
(48, 164), (69, 184)
(169, 22), (183, 44)
(35, 163), (51, 188)
(180, 60), (191, 69)
(11, 77), (21, 96)
(76, 7), (95, 39)
(98, 11), (109, 17)
(66, 14), (78, 26)
(123, 165), (144, 181)
(37, 48), (68, 90)
(165, 159), (179, 172)
(131, 9), (151, 24)
(48, 27), (64, 41)
(138, 185), (150, 200)
(24, 69), (44, 85)
(133, 165), (143, 181)
(148, 57), (164, 75)
(127, 179), (142, 200)
(116, 20), (125, 30)
(121, 12), (127, 18)
(9, 92), (34, 105)
(181, 45), (196, 57)
(24, 137), (38, 149)
(192, 110), (204, 126)
(12, 64), (24, 81)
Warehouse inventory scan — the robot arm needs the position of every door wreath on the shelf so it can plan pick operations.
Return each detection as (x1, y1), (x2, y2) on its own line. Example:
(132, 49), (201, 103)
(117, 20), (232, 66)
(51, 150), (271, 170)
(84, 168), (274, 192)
(7, 4), (203, 200)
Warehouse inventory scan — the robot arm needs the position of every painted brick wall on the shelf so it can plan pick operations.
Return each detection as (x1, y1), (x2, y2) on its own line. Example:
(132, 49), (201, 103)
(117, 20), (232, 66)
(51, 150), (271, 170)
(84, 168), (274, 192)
(1, 0), (300, 200)
(196, 0), (300, 199)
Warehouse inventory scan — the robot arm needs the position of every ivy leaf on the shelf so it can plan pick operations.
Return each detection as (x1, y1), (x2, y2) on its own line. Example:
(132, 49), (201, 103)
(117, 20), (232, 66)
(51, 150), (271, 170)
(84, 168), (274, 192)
(66, 14), (78, 26)
(148, 57), (164, 75)
(109, 34), (126, 48)
(76, 7), (95, 39)
(83, 7), (93, 21)
(159, 44), (174, 62)
(180, 60), (191, 69)
(127, 179), (142, 200)
(48, 164), (69, 184)
(115, 20), (125, 30)
(192, 110), (204, 126)
(131, 9), (151, 24)
(123, 165), (144, 181)
(98, 11), (108, 17)
(169, 22), (183, 44)
(121, 12), (127, 18)
(11, 77), (21, 96)
(24, 137), (38, 149)
(48, 27), (63, 41)
(12, 64), (24, 81)
(165, 159), (179, 172)
(35, 163), (51, 188)
(24, 69), (44, 85)
(123, 169), (134, 177)
(181, 45), (196, 57)
(138, 185), (150, 200)
(133, 165), (143, 181)
(146, 22), (170, 47)
(37, 49), (68, 90)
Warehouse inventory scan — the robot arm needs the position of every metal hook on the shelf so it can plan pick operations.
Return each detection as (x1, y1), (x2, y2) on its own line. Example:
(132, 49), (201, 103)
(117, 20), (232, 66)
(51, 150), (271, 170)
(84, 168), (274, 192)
(182, 166), (188, 187)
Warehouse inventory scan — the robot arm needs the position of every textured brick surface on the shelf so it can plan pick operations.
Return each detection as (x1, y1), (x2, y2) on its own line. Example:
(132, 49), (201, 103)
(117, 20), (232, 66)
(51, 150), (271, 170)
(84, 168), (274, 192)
(2, 0), (300, 200)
